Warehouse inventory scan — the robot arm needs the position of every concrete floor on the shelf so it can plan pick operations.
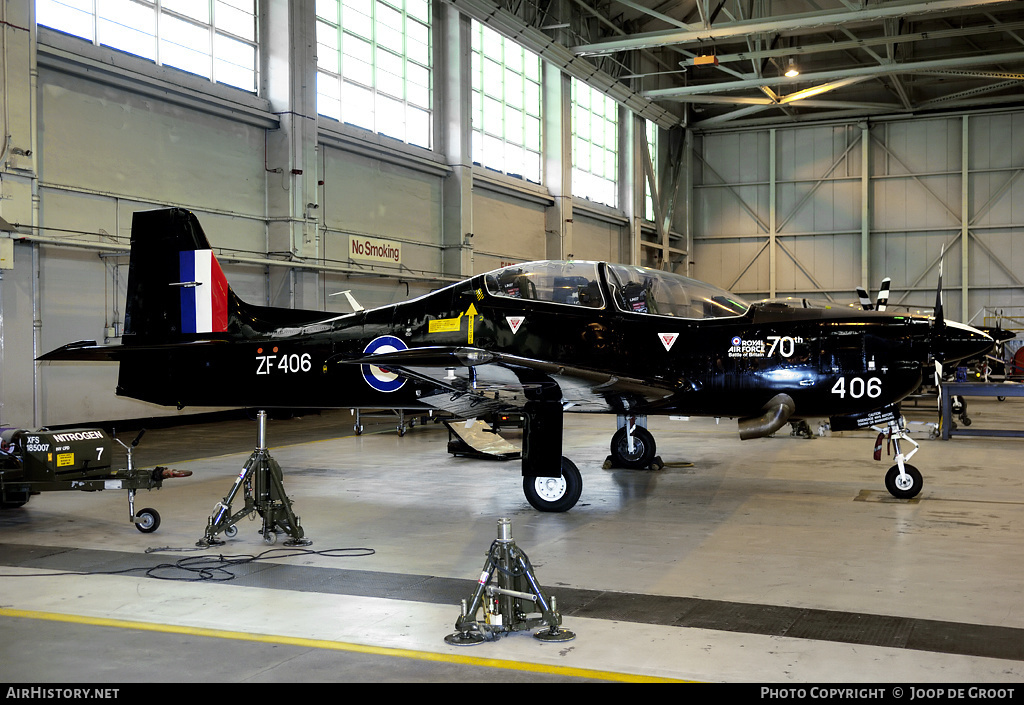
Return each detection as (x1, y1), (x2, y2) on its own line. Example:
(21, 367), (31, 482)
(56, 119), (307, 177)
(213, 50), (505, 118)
(1, 398), (1023, 683)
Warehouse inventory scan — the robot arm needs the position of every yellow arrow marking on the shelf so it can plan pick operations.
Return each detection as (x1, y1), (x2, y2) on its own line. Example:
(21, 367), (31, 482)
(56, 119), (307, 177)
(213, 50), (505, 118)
(428, 303), (482, 339)
(466, 303), (477, 344)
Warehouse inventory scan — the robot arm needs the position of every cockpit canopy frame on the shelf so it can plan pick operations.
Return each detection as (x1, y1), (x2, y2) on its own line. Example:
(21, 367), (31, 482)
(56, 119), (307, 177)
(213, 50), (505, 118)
(483, 261), (750, 321)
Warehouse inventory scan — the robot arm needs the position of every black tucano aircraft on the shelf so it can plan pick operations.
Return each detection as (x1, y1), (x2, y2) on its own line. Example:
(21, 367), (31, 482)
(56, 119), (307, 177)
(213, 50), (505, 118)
(41, 208), (994, 511)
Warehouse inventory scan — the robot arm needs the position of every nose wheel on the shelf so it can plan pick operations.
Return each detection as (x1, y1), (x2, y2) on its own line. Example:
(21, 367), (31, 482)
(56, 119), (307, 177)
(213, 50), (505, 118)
(885, 464), (923, 499)
(873, 414), (924, 500)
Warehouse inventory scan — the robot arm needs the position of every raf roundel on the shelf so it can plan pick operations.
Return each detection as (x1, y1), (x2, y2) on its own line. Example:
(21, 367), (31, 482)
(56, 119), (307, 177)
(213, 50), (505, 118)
(361, 336), (408, 393)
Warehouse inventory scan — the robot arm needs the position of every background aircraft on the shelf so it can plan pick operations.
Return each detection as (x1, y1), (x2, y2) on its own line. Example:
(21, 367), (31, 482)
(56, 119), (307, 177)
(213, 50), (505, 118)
(42, 208), (993, 511)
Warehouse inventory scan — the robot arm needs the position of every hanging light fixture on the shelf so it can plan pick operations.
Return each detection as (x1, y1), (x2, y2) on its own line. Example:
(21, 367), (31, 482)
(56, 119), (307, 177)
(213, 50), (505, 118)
(785, 58), (800, 78)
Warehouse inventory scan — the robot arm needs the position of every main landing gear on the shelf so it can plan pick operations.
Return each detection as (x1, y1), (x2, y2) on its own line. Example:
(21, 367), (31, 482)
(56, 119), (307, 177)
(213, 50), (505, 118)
(607, 415), (662, 470)
(520, 414), (661, 513)
(523, 457), (582, 513)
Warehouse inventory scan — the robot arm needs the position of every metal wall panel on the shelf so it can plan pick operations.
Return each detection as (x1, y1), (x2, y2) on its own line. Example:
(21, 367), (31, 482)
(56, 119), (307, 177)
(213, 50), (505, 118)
(321, 145), (446, 286)
(691, 110), (1024, 326)
(470, 189), (547, 271)
(571, 213), (621, 263)
(964, 113), (1024, 314)
(39, 68), (268, 218)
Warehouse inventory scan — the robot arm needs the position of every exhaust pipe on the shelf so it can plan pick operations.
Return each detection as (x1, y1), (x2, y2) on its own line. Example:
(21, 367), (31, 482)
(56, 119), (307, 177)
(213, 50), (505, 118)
(738, 393), (796, 440)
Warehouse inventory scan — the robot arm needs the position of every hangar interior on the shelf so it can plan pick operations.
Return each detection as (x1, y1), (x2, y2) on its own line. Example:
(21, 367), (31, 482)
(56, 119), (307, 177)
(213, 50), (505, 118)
(1, 0), (1024, 683)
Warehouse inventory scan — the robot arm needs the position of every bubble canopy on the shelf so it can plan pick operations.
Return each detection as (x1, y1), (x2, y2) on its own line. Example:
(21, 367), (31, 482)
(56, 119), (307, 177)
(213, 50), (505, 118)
(483, 261), (750, 320)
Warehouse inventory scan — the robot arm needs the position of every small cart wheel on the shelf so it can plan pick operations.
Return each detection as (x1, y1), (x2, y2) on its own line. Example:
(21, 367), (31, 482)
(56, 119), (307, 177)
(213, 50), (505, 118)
(224, 524), (238, 539)
(134, 508), (161, 533)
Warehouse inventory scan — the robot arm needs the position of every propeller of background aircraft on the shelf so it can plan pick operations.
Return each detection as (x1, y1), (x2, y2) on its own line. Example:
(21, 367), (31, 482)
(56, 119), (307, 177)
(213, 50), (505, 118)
(856, 277), (890, 312)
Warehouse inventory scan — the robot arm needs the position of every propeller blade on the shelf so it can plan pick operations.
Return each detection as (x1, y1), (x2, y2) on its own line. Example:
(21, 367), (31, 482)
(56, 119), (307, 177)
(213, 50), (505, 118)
(876, 277), (890, 312)
(856, 287), (873, 310)
(934, 248), (945, 329)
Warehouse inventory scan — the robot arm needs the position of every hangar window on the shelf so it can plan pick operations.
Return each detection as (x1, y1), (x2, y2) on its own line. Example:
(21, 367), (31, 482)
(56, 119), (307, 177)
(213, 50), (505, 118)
(571, 78), (618, 208)
(36, 0), (258, 92)
(485, 261), (604, 309)
(470, 21), (542, 184)
(316, 0), (432, 149)
(644, 119), (657, 222)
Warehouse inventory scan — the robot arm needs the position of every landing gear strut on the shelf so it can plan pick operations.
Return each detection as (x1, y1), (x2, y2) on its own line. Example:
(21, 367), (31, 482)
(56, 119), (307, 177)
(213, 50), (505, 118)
(607, 415), (661, 469)
(874, 415), (924, 500)
(198, 411), (312, 547)
(520, 401), (582, 512)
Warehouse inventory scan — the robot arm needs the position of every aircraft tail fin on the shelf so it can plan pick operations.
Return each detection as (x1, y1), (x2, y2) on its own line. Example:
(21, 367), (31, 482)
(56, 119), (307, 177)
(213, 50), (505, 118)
(123, 208), (321, 344)
(122, 208), (229, 343)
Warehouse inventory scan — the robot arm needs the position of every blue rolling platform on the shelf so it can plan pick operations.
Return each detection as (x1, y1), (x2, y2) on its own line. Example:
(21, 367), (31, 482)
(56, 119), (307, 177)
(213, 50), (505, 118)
(940, 381), (1024, 439)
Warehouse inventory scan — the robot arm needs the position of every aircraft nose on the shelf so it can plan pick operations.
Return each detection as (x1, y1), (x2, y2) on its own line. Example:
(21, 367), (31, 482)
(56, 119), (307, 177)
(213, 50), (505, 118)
(933, 320), (994, 365)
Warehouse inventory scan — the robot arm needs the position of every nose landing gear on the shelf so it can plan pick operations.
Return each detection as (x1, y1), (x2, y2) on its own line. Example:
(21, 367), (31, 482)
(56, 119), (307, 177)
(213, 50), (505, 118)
(874, 414), (924, 500)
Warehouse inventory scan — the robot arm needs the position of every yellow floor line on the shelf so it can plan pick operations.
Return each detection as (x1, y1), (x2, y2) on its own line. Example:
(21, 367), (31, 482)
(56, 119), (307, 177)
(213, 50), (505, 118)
(0, 607), (690, 683)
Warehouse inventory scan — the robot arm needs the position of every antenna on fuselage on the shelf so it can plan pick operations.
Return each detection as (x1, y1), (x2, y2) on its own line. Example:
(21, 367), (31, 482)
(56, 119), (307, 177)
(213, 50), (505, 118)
(331, 290), (365, 312)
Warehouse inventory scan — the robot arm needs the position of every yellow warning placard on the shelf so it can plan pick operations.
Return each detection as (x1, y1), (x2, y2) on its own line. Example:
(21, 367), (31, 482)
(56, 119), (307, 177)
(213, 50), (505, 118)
(428, 304), (479, 342)
(429, 317), (462, 333)
(57, 453), (74, 467)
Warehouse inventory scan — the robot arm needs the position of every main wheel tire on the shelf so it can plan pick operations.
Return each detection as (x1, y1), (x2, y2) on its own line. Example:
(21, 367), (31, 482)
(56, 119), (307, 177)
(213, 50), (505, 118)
(884, 464), (923, 499)
(134, 508), (161, 533)
(609, 426), (657, 469)
(523, 457), (583, 512)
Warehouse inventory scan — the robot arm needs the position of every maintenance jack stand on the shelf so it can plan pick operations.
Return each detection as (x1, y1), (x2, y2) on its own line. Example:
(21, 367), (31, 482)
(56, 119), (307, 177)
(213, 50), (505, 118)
(197, 411), (311, 548)
(445, 517), (574, 646)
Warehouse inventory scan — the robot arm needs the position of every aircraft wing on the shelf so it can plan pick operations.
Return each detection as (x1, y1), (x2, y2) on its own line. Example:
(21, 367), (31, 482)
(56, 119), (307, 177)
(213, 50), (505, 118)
(348, 345), (681, 413)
